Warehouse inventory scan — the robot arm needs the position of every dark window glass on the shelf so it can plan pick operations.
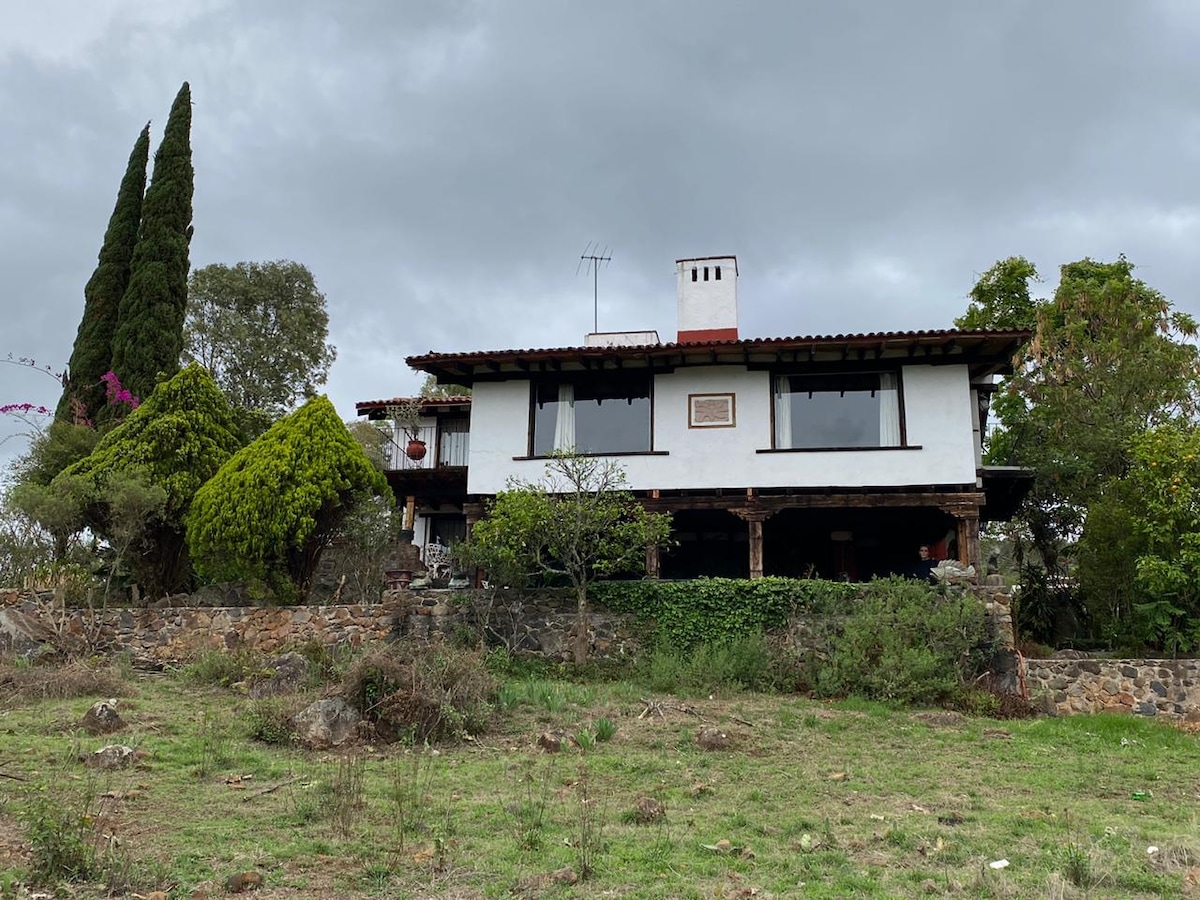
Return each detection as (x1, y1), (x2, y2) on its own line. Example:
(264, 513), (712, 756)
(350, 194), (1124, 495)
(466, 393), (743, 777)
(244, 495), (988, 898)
(533, 374), (651, 455)
(703, 266), (710, 281)
(774, 372), (900, 449)
(715, 266), (722, 280)
(691, 267), (698, 282)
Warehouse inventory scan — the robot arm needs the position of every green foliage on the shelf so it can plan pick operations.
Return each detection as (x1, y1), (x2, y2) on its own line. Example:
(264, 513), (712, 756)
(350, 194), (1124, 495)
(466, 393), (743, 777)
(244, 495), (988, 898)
(1121, 425), (1200, 653)
(246, 697), (299, 745)
(109, 82), (193, 405)
(813, 577), (991, 705)
(954, 256), (1041, 332)
(461, 453), (672, 664)
(184, 260), (337, 437)
(419, 373), (470, 398)
(593, 576), (856, 650)
(57, 124), (149, 423)
(52, 364), (243, 597)
(638, 632), (782, 694)
(0, 490), (57, 587)
(12, 421), (100, 489)
(180, 648), (264, 686)
(968, 256), (1200, 647)
(1075, 486), (1146, 649)
(21, 790), (98, 884)
(328, 491), (397, 599)
(186, 395), (388, 600)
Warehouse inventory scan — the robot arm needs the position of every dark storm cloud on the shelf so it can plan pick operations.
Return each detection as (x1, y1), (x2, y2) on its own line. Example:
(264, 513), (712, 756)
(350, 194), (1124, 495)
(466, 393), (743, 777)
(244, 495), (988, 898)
(3, 0), (1199, 469)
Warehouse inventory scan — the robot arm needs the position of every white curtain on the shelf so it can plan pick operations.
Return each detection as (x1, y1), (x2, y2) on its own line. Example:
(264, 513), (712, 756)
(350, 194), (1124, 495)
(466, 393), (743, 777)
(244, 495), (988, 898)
(554, 382), (575, 450)
(774, 376), (793, 448)
(878, 372), (900, 446)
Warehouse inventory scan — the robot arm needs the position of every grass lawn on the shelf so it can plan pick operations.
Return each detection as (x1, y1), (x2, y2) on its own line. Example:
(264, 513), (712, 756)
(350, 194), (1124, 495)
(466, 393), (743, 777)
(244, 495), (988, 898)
(1, 655), (1198, 899)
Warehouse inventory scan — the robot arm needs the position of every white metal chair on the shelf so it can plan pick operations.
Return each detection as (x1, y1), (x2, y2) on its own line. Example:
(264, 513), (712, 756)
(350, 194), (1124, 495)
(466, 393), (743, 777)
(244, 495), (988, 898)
(422, 540), (452, 581)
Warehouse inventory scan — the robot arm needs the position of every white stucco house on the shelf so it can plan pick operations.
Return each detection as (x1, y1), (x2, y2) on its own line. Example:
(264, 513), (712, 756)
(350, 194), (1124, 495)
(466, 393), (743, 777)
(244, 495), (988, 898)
(358, 256), (1030, 581)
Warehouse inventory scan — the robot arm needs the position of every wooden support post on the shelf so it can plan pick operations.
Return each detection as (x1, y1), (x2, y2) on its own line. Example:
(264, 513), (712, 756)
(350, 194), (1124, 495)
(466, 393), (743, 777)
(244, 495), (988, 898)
(403, 495), (416, 531)
(645, 542), (661, 579)
(747, 517), (764, 580)
(733, 507), (774, 580)
(956, 513), (981, 575)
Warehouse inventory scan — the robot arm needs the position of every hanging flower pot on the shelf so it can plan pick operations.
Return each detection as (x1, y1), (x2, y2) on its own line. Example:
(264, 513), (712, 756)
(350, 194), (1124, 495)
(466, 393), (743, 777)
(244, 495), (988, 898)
(405, 438), (427, 461)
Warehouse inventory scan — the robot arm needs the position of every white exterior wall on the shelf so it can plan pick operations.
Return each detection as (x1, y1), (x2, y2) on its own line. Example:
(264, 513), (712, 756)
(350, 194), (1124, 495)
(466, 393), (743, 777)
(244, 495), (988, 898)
(466, 365), (978, 495)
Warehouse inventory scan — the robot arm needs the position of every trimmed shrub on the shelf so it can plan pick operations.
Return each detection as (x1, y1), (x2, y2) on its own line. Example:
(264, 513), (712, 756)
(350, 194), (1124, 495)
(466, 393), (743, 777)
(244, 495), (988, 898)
(593, 577), (857, 650)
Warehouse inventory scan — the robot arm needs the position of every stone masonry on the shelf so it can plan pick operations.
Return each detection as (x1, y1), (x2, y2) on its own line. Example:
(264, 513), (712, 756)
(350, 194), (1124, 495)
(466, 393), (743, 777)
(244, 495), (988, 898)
(1025, 656), (1200, 718)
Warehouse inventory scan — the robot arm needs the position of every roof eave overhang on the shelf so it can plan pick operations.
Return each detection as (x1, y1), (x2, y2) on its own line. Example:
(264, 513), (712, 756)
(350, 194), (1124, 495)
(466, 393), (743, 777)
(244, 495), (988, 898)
(408, 330), (1030, 387)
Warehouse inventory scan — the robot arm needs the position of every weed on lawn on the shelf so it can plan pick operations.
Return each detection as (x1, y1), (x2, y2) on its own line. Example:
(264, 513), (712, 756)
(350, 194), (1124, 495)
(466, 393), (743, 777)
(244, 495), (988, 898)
(0, 650), (1198, 898)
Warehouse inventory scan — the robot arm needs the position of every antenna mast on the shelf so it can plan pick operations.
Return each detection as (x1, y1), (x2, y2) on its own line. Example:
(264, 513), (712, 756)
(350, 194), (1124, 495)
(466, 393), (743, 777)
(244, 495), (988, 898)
(576, 242), (612, 332)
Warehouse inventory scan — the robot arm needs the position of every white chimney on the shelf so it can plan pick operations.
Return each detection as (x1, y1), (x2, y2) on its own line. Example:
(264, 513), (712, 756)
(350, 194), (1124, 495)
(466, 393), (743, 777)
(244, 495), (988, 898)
(676, 255), (738, 343)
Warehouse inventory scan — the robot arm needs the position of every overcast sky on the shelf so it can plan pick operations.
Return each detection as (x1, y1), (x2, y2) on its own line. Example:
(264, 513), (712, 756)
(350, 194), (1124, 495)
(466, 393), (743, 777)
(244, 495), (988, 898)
(3, 0), (1199, 471)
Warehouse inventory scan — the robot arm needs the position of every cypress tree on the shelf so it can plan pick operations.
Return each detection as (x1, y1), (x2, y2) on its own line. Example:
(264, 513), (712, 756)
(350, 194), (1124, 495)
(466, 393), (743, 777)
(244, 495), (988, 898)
(55, 123), (150, 423)
(109, 82), (194, 405)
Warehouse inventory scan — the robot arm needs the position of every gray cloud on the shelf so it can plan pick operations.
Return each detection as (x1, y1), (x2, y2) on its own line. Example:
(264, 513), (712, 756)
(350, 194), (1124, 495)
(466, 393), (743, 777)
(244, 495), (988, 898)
(3, 0), (1199, 470)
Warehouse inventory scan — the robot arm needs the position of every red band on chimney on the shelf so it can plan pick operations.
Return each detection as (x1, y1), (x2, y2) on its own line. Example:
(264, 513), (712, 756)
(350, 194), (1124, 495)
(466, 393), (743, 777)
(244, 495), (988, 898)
(677, 327), (739, 344)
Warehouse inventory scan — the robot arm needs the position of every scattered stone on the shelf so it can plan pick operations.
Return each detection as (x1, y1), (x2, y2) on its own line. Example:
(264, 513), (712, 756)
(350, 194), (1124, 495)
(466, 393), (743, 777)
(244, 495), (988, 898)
(551, 867), (578, 885)
(224, 870), (262, 893)
(248, 652), (310, 698)
(292, 698), (359, 749)
(0, 607), (54, 656)
(696, 726), (729, 751)
(87, 745), (136, 770)
(80, 699), (126, 735)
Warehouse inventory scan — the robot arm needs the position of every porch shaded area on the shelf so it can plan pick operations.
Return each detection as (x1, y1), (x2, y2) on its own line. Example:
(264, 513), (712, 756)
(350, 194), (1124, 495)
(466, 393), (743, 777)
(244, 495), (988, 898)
(643, 488), (991, 583)
(659, 506), (963, 581)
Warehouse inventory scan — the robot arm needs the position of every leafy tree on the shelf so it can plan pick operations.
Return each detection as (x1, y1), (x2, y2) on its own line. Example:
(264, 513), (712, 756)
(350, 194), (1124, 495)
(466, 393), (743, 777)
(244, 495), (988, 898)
(184, 260), (337, 436)
(56, 124), (150, 424)
(0, 489), (58, 589)
(460, 453), (672, 664)
(186, 396), (389, 601)
(954, 256), (1041, 332)
(52, 363), (243, 597)
(419, 373), (470, 399)
(971, 256), (1200, 645)
(109, 82), (194, 406)
(345, 419), (388, 470)
(1121, 425), (1200, 653)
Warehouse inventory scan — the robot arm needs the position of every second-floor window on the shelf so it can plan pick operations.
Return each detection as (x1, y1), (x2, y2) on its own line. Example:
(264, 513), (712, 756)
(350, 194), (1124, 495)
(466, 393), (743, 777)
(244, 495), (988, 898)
(774, 371), (902, 449)
(533, 374), (652, 455)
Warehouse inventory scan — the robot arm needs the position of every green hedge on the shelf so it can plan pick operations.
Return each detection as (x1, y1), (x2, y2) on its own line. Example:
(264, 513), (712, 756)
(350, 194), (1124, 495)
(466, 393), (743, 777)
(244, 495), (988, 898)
(590, 576), (858, 650)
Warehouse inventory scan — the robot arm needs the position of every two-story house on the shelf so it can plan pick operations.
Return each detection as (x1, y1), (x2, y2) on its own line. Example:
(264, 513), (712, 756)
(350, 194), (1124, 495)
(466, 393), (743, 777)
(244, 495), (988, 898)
(359, 256), (1030, 581)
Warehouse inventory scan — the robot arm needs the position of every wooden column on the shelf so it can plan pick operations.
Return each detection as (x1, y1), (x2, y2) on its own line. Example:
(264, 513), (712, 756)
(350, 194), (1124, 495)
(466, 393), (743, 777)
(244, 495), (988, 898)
(956, 512), (980, 574)
(645, 542), (661, 579)
(464, 501), (484, 531)
(403, 495), (417, 531)
(733, 508), (774, 580)
(748, 518), (764, 580)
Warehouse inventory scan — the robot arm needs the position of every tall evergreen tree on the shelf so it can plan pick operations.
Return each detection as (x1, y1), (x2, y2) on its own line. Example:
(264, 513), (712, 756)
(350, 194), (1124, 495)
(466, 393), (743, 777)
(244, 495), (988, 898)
(109, 82), (194, 405)
(55, 123), (150, 423)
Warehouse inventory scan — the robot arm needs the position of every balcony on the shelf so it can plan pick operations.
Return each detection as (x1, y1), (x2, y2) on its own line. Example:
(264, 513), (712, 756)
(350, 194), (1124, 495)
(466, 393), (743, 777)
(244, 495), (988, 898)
(383, 420), (469, 472)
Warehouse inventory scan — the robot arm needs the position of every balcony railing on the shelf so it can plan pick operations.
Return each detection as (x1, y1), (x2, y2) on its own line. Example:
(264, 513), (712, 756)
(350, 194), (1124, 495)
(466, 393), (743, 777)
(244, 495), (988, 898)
(382, 421), (469, 471)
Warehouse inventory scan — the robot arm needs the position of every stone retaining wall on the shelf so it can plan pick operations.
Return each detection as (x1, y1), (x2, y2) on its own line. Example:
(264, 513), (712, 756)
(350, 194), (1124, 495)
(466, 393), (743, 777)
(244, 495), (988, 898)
(14, 583), (1195, 719)
(1025, 657), (1200, 718)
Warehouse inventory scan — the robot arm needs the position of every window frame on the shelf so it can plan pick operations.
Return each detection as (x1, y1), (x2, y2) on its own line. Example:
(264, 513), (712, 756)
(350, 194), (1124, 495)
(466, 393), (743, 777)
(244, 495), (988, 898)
(522, 372), (661, 459)
(767, 367), (911, 452)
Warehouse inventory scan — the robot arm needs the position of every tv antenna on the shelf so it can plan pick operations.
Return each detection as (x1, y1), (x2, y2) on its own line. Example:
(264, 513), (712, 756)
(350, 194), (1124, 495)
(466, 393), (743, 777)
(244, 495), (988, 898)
(576, 242), (611, 332)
